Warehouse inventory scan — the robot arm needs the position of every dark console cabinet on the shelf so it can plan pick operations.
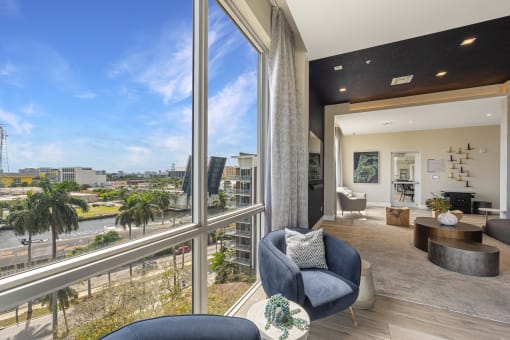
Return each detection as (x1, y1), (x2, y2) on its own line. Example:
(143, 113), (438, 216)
(442, 191), (475, 214)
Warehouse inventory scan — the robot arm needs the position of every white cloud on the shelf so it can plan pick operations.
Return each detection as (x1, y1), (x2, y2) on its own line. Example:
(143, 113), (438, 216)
(208, 71), (257, 141)
(109, 7), (242, 105)
(0, 107), (33, 134)
(74, 91), (97, 99)
(0, 0), (19, 16)
(0, 61), (15, 76)
(20, 102), (38, 116)
(125, 146), (152, 165)
(11, 142), (64, 165)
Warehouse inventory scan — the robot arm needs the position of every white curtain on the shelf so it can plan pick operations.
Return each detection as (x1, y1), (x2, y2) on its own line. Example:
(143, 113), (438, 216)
(265, 7), (308, 232)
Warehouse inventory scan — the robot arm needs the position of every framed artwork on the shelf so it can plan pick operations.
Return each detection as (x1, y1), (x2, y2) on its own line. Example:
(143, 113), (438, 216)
(353, 151), (379, 183)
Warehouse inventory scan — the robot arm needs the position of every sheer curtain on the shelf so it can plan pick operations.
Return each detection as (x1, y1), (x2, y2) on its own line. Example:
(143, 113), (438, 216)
(265, 7), (308, 233)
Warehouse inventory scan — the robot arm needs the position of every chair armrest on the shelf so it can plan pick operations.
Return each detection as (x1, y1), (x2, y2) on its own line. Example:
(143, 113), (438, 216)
(352, 192), (366, 199)
(259, 239), (305, 305)
(324, 234), (361, 285)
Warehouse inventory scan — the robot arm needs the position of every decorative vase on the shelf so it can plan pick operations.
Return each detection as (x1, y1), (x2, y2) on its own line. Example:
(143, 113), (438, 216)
(437, 210), (458, 226)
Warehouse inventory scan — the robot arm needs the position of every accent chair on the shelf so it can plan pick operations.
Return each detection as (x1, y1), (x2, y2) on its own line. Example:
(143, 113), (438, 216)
(259, 228), (362, 323)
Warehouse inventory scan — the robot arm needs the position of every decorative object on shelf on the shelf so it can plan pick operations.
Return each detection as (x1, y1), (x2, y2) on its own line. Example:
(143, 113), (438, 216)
(449, 172), (454, 179)
(264, 294), (309, 340)
(450, 163), (457, 170)
(460, 166), (464, 173)
(449, 154), (455, 162)
(457, 174), (463, 181)
(457, 147), (463, 154)
(437, 210), (458, 226)
(465, 180), (471, 188)
(466, 143), (473, 151)
(448, 146), (453, 153)
(479, 147), (487, 153)
(425, 193), (451, 217)
(465, 153), (470, 160)
(458, 158), (462, 165)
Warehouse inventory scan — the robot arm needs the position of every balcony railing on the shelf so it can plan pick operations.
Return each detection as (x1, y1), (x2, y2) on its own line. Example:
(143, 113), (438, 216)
(226, 254), (251, 267)
(235, 189), (251, 195)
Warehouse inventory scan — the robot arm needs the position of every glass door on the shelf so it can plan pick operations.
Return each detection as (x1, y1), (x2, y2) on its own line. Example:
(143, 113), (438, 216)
(391, 152), (420, 207)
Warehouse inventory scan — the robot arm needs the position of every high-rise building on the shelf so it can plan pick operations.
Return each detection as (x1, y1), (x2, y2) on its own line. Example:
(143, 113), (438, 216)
(226, 153), (257, 268)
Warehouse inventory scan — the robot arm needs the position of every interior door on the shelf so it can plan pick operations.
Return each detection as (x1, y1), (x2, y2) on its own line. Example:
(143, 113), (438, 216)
(391, 152), (420, 207)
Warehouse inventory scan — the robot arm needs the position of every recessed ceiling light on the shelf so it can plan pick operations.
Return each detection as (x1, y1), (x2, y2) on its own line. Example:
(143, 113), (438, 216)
(486, 113), (493, 117)
(391, 75), (414, 86)
(333, 65), (343, 71)
(339, 87), (347, 92)
(461, 37), (476, 46)
(382, 121), (394, 126)
(365, 59), (371, 64)
(436, 71), (447, 77)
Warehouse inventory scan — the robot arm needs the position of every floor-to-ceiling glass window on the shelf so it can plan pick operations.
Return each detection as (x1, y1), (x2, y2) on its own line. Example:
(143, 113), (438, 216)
(205, 0), (260, 313)
(0, 0), (264, 338)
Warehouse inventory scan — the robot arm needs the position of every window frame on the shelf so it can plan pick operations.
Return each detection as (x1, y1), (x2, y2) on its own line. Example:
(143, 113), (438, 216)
(0, 0), (267, 316)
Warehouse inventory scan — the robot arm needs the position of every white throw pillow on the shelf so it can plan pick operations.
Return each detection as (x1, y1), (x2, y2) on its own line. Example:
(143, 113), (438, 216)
(285, 229), (328, 269)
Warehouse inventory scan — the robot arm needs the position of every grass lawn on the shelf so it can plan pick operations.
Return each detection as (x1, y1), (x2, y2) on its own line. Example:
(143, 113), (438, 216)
(0, 307), (49, 328)
(77, 205), (120, 219)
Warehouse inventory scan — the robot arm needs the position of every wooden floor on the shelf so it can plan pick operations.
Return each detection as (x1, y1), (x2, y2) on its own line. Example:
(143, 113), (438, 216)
(235, 207), (510, 339)
(236, 286), (510, 340)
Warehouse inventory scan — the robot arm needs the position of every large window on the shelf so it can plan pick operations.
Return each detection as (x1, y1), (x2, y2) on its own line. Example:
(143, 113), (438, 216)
(0, 0), (193, 274)
(0, 1), (265, 338)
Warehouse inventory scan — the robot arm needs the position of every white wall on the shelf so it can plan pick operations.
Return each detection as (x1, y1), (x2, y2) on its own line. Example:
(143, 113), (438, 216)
(341, 125), (501, 208)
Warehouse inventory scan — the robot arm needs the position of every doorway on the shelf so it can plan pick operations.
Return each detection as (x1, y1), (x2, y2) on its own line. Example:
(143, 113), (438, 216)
(391, 152), (420, 207)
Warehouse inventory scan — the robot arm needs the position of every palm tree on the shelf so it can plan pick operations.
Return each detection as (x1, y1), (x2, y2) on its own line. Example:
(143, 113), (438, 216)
(115, 195), (137, 239)
(151, 190), (170, 224)
(33, 180), (88, 338)
(8, 195), (48, 319)
(131, 193), (156, 237)
(42, 287), (78, 335)
(213, 190), (229, 211)
(213, 191), (230, 251)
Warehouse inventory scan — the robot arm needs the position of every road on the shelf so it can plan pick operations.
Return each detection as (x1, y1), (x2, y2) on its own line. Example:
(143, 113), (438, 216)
(0, 243), (221, 339)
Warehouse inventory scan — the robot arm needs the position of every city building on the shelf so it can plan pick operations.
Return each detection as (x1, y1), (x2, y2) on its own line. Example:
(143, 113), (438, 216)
(59, 167), (107, 187)
(225, 153), (257, 268)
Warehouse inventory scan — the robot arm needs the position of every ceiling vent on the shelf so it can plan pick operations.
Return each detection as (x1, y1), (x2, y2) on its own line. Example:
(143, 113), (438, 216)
(391, 74), (414, 86)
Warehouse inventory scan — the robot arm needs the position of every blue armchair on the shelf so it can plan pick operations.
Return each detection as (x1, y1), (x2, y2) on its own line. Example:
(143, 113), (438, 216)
(100, 314), (260, 340)
(259, 228), (361, 322)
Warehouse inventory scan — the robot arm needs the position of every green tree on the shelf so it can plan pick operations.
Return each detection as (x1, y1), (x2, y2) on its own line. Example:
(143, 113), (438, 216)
(115, 195), (137, 239)
(131, 193), (157, 237)
(213, 190), (229, 211)
(42, 287), (78, 335)
(54, 180), (80, 192)
(33, 180), (89, 338)
(8, 195), (48, 319)
(151, 190), (170, 224)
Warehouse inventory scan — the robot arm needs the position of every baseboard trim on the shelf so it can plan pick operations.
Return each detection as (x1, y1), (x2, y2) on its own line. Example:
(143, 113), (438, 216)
(323, 214), (335, 221)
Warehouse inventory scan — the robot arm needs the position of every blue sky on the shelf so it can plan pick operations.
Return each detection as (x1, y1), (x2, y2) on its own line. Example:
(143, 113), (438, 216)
(0, 0), (258, 172)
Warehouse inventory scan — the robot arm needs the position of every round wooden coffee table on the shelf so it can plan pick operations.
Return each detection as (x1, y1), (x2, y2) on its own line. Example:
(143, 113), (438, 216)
(413, 217), (482, 252)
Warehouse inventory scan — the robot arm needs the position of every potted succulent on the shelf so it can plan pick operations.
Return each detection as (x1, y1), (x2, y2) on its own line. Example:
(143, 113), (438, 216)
(425, 194), (451, 218)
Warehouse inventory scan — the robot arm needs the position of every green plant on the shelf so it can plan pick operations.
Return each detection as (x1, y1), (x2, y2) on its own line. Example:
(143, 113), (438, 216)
(425, 194), (451, 213)
(264, 294), (309, 340)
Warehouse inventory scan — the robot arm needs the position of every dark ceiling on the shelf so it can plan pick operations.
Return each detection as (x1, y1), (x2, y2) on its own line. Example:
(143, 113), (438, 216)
(309, 16), (510, 105)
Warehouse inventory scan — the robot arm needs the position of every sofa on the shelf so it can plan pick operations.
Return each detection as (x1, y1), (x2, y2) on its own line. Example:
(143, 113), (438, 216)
(100, 315), (261, 340)
(485, 219), (510, 245)
(336, 187), (367, 216)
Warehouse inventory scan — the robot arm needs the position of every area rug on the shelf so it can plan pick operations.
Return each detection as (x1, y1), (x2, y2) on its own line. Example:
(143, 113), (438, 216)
(321, 206), (510, 324)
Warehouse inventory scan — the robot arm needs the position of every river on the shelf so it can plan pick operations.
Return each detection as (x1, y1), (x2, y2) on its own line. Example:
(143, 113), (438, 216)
(0, 209), (197, 249)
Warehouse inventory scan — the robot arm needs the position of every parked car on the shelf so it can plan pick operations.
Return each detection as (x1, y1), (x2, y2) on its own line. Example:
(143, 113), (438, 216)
(175, 245), (190, 255)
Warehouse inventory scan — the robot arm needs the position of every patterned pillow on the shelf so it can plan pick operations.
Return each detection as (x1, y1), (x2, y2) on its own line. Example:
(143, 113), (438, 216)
(285, 229), (328, 269)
